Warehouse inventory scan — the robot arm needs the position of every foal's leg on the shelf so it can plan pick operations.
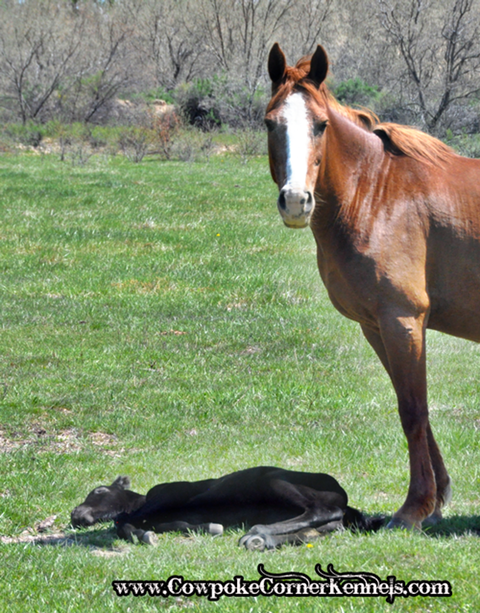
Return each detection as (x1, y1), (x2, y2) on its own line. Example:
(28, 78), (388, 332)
(239, 503), (345, 551)
(148, 521), (224, 536)
(240, 519), (343, 551)
(116, 522), (159, 545)
(362, 323), (451, 527)
(116, 520), (223, 545)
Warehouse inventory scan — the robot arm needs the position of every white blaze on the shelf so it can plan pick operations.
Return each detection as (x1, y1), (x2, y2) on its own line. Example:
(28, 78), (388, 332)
(282, 93), (310, 190)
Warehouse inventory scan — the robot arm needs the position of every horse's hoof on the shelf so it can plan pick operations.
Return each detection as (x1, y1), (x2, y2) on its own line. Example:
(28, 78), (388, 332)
(207, 523), (223, 536)
(386, 517), (421, 530)
(422, 509), (443, 527)
(241, 534), (266, 552)
(141, 531), (158, 546)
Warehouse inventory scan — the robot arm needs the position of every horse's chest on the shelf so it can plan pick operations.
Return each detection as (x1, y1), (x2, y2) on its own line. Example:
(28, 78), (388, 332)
(316, 250), (376, 326)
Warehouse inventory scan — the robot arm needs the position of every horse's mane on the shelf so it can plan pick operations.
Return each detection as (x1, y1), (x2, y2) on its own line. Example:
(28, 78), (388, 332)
(269, 56), (455, 167)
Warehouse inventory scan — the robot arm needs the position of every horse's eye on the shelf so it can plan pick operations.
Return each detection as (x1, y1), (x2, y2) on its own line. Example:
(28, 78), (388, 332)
(265, 119), (276, 132)
(313, 121), (327, 137)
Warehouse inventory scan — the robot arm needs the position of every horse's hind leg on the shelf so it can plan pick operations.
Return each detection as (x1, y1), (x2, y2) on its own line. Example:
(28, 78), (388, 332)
(362, 322), (452, 526)
(362, 322), (451, 526)
(423, 424), (452, 525)
(375, 313), (440, 529)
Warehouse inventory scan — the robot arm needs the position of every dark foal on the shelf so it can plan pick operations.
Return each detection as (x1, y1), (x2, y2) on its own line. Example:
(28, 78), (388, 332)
(71, 466), (384, 550)
(71, 476), (146, 528)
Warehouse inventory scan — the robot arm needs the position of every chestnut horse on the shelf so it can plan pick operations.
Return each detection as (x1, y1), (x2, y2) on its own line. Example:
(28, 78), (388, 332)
(266, 43), (480, 530)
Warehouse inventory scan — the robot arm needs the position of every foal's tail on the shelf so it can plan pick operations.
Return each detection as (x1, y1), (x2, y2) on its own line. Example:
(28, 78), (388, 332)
(343, 506), (387, 533)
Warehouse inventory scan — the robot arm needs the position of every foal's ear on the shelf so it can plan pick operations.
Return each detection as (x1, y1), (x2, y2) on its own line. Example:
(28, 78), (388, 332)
(268, 43), (287, 84)
(111, 475), (131, 490)
(307, 45), (329, 88)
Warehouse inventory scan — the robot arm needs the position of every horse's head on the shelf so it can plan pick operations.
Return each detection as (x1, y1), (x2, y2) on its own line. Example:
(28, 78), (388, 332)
(265, 43), (329, 229)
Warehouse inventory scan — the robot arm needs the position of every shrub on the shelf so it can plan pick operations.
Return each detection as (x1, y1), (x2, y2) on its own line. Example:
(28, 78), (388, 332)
(138, 87), (175, 106)
(334, 78), (381, 108)
(173, 75), (268, 130)
(117, 126), (154, 163)
(150, 109), (182, 160)
(444, 130), (480, 158)
(3, 121), (45, 147)
(169, 128), (215, 162)
(235, 129), (267, 164)
(174, 78), (221, 129)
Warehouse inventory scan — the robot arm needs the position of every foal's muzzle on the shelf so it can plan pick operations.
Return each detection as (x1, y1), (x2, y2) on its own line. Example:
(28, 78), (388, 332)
(71, 506), (96, 528)
(278, 188), (314, 228)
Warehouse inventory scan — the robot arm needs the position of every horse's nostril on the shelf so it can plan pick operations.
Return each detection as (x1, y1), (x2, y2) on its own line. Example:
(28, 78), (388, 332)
(278, 191), (287, 210)
(305, 192), (313, 210)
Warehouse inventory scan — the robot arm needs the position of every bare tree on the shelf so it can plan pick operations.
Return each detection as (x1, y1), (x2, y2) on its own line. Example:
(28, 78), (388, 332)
(0, 0), (135, 124)
(199, 0), (294, 90)
(0, 1), (84, 123)
(78, 4), (135, 123)
(131, 0), (207, 90)
(282, 0), (334, 58)
(378, 0), (480, 132)
(1, 0), (478, 133)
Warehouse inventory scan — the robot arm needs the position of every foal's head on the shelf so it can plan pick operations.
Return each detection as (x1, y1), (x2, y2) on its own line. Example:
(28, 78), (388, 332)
(70, 476), (145, 527)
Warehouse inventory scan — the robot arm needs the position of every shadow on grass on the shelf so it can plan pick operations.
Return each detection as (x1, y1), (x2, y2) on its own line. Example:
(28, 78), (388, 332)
(424, 515), (480, 538)
(1, 526), (124, 553)
(361, 512), (480, 538)
(4, 516), (478, 553)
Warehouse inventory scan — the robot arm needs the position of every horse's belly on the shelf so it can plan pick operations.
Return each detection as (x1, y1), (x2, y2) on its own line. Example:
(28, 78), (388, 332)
(428, 285), (480, 342)
(426, 229), (480, 341)
(428, 310), (480, 342)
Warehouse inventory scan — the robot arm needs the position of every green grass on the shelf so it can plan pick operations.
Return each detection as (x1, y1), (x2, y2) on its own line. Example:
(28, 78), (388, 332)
(0, 152), (479, 612)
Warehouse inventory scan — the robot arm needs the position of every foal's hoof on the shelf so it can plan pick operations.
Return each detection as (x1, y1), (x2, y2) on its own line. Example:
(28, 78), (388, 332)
(141, 531), (158, 546)
(207, 523), (224, 536)
(239, 533), (267, 552)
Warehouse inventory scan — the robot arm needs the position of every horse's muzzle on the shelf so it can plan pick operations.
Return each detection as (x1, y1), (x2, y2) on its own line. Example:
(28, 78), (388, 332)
(277, 188), (314, 228)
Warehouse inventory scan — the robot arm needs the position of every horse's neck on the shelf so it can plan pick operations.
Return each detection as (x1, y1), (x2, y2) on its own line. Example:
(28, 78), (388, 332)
(316, 109), (384, 230)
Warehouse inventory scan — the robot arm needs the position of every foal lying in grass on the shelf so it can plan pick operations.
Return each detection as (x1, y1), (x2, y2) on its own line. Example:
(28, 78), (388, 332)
(71, 466), (384, 550)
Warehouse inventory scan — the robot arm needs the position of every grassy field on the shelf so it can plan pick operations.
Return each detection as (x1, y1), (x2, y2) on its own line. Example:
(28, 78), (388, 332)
(0, 151), (479, 612)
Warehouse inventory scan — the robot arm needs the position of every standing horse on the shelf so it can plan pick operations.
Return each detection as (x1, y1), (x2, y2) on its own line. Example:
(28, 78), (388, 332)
(266, 43), (480, 529)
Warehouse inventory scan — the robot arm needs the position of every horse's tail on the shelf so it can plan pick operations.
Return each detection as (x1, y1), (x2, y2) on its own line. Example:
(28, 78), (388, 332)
(343, 506), (386, 533)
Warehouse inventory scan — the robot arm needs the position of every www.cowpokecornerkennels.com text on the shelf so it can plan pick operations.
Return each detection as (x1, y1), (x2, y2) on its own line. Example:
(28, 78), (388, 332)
(112, 563), (452, 604)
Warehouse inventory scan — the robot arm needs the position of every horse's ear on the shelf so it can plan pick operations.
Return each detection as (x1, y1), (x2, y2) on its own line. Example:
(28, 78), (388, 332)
(268, 43), (287, 84)
(307, 45), (328, 88)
